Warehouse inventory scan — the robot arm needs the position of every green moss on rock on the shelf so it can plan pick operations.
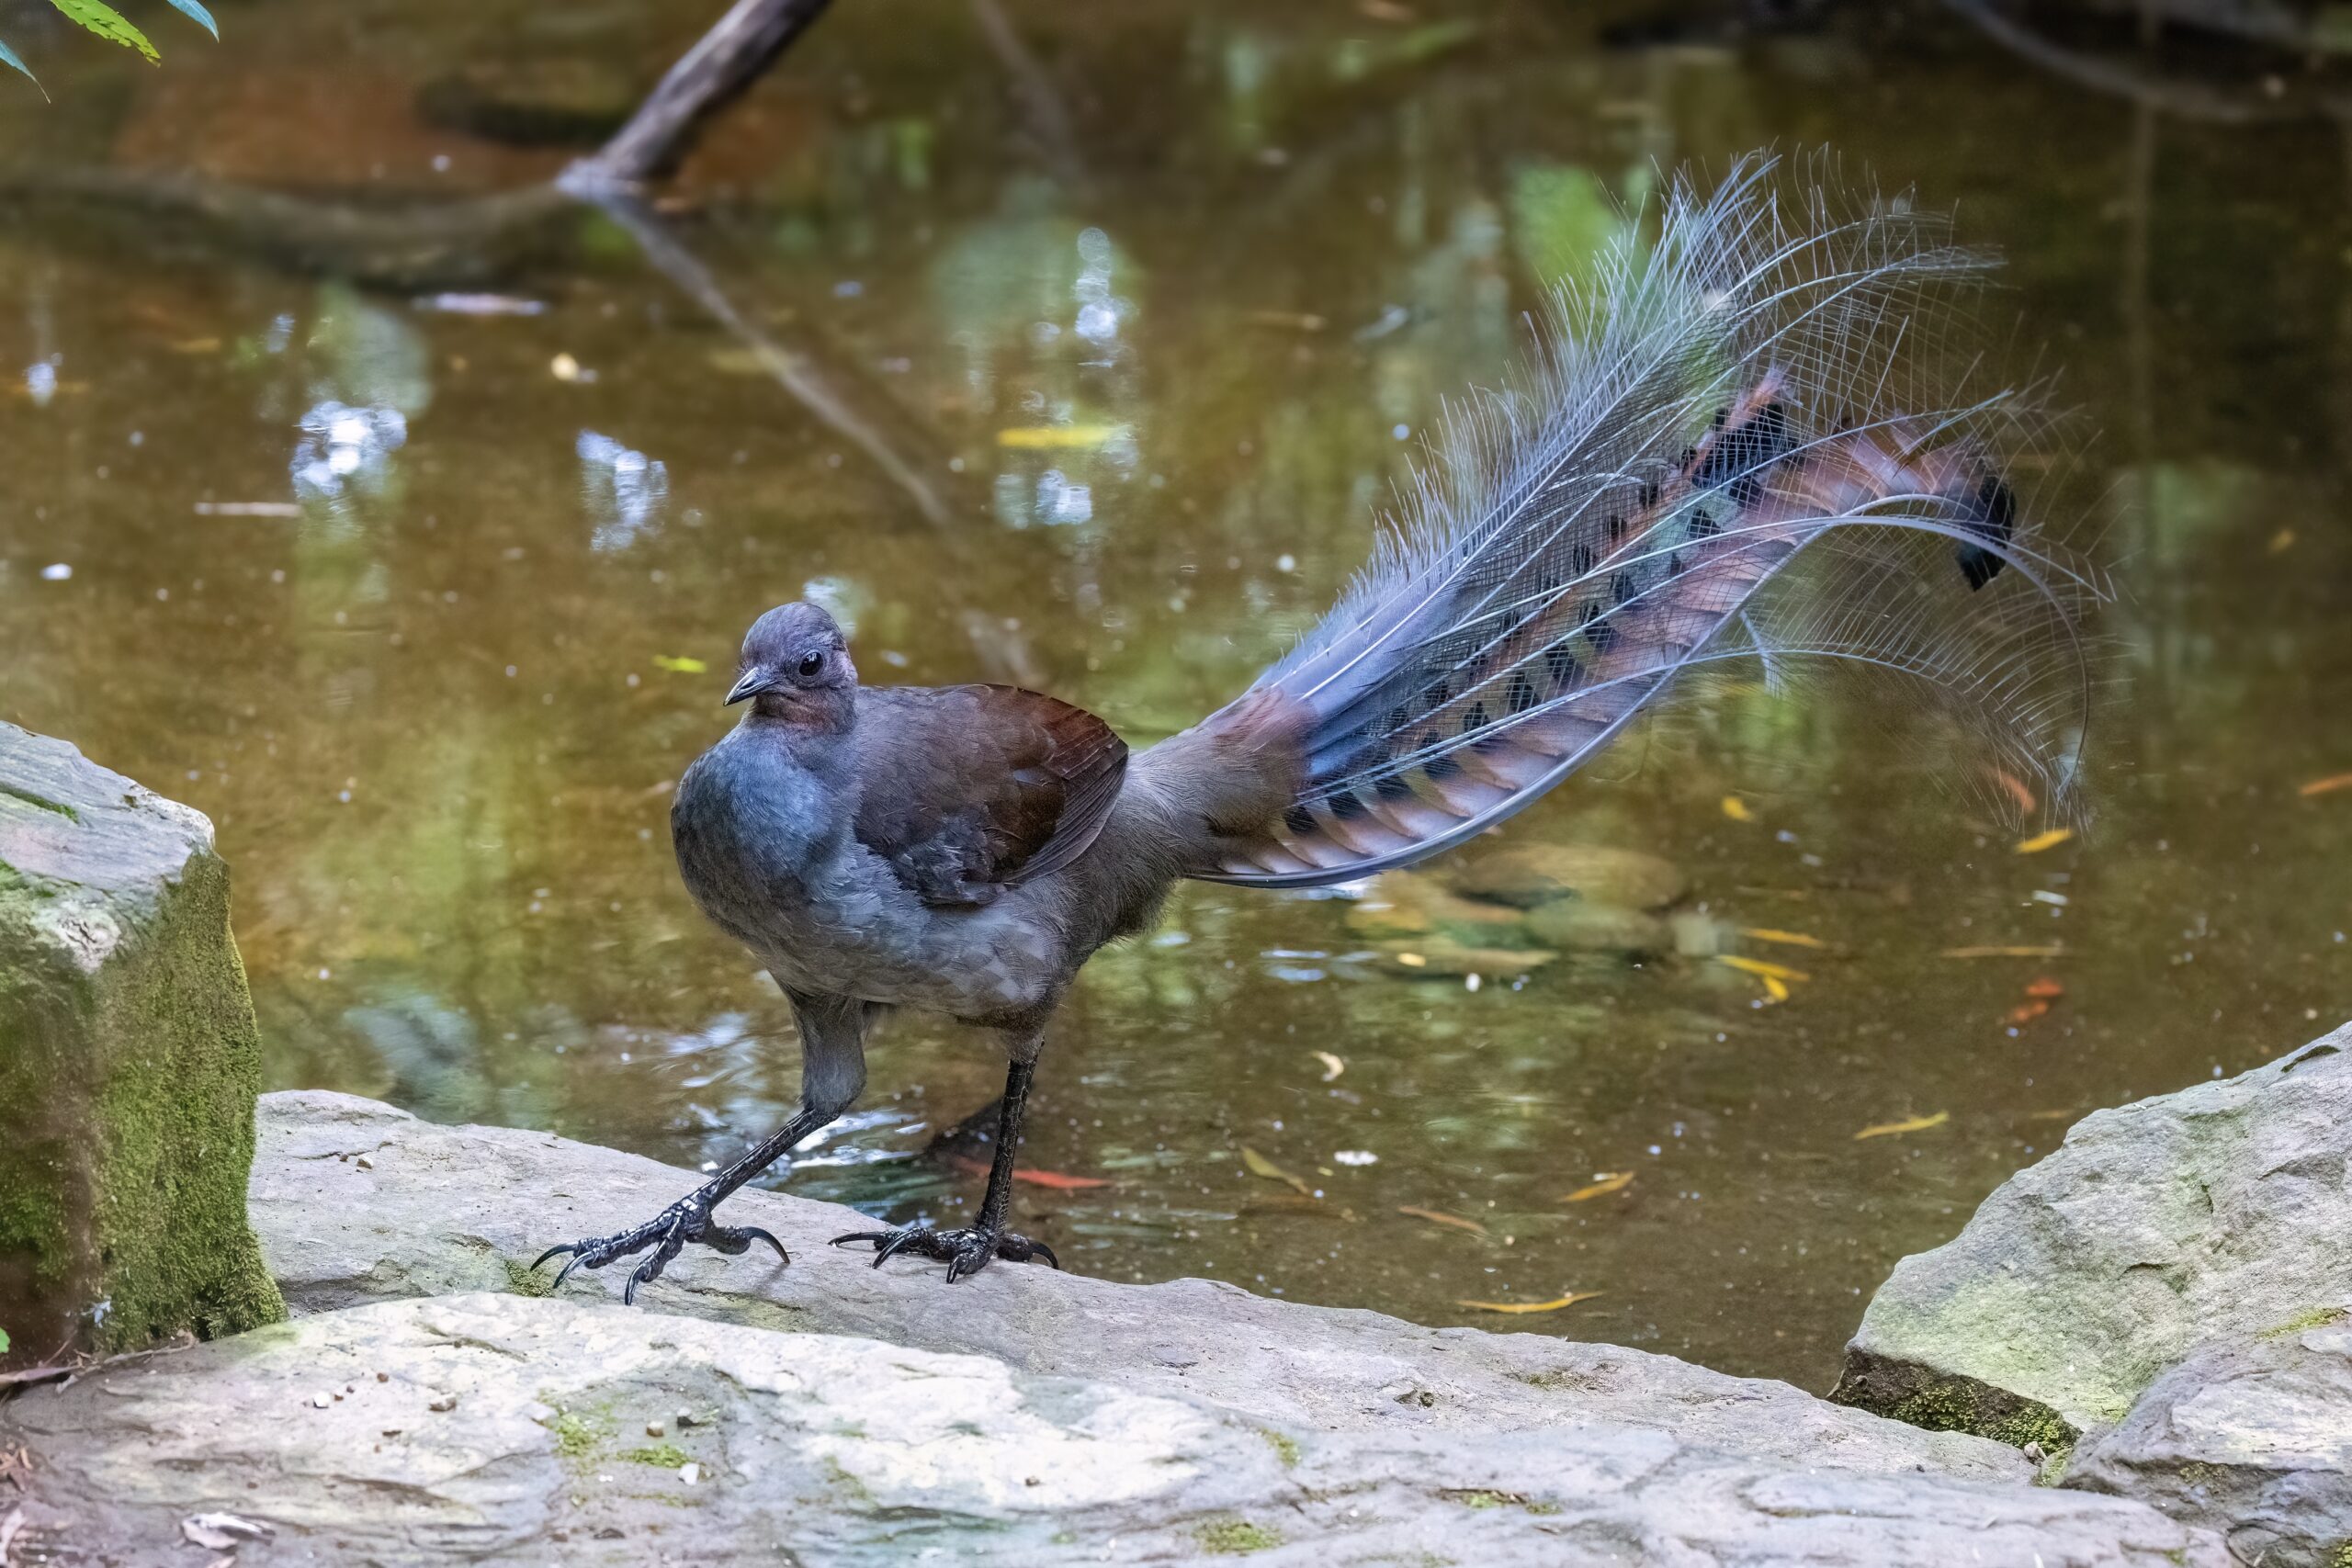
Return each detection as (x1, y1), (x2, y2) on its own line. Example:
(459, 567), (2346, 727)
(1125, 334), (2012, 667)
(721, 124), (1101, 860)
(1829, 1350), (2078, 1467)
(1196, 1518), (1283, 1554)
(0, 725), (285, 1364)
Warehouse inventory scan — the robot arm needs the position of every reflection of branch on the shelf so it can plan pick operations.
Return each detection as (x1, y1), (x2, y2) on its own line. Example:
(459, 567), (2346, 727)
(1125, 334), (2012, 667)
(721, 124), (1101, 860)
(1939, 0), (2312, 124)
(568, 0), (838, 190)
(582, 189), (961, 527)
(967, 0), (1091, 194)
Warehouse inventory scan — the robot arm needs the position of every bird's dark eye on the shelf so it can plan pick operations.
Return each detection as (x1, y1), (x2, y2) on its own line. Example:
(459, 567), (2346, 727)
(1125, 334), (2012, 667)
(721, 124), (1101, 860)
(797, 652), (824, 679)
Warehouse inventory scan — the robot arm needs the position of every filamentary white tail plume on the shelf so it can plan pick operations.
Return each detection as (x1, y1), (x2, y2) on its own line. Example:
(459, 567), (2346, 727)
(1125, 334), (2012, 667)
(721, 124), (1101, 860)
(1195, 152), (2102, 886)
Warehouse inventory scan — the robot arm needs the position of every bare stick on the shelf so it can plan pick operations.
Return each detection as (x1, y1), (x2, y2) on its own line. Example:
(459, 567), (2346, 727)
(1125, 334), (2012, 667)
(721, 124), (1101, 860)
(569, 0), (837, 192)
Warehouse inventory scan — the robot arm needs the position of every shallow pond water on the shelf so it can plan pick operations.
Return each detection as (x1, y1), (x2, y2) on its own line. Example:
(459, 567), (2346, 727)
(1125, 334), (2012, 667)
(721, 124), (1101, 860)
(3, 1), (2349, 1388)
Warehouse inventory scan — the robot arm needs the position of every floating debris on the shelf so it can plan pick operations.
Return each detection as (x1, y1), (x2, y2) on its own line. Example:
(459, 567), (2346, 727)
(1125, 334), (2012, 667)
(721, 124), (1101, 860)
(194, 501), (301, 517)
(2300, 773), (2352, 798)
(2014, 828), (2074, 854)
(1721, 795), (1754, 822)
(1311, 1051), (1345, 1081)
(1332, 1149), (1377, 1166)
(651, 655), (707, 675)
(1737, 928), (1826, 951)
(1459, 1292), (1600, 1314)
(1562, 1171), (1634, 1202)
(996, 424), (1126, 450)
(1940, 945), (2067, 959)
(1240, 1146), (1315, 1197)
(1715, 954), (1810, 984)
(1854, 1111), (1950, 1141)
(1397, 1206), (1487, 1236)
(414, 292), (547, 316)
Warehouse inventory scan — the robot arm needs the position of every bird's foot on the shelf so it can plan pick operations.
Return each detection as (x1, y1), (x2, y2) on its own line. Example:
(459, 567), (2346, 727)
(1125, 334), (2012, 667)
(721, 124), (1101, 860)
(532, 1194), (787, 1304)
(830, 1222), (1057, 1283)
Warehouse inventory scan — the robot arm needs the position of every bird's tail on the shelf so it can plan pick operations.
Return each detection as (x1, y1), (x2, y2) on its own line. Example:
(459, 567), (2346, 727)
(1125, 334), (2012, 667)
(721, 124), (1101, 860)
(1182, 153), (2101, 888)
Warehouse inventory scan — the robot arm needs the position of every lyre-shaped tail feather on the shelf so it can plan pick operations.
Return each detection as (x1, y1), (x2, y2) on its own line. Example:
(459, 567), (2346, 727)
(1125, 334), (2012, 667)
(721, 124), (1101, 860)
(1179, 153), (2100, 888)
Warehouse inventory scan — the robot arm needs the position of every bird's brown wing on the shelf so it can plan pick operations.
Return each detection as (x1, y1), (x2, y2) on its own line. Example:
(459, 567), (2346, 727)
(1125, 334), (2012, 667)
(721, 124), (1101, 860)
(851, 684), (1128, 907)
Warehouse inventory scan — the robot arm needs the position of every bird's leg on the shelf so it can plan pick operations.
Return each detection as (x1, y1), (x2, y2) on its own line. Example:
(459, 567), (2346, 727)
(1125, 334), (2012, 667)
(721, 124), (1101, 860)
(533, 989), (870, 1303)
(530, 1107), (817, 1303)
(833, 1051), (1059, 1282)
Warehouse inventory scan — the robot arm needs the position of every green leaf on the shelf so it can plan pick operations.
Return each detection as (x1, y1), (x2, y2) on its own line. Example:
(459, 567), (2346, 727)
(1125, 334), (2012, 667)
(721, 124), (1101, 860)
(48, 0), (159, 63)
(0, 1325), (10, 1354)
(0, 34), (45, 96)
(161, 0), (217, 39)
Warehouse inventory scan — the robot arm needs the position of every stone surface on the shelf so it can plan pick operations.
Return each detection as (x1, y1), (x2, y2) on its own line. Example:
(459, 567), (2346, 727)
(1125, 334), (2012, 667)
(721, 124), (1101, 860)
(1344, 868), (1544, 948)
(0, 1292), (2229, 1567)
(250, 1090), (2032, 1486)
(1444, 842), (1688, 911)
(1523, 897), (1673, 956)
(2064, 1311), (2352, 1568)
(0, 723), (283, 1364)
(1834, 1026), (2352, 1444)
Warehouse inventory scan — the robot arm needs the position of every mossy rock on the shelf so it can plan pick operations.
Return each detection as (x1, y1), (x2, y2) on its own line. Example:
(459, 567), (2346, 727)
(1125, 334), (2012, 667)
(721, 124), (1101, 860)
(1345, 871), (1541, 949)
(0, 723), (284, 1364)
(1523, 899), (1673, 957)
(1444, 843), (1687, 911)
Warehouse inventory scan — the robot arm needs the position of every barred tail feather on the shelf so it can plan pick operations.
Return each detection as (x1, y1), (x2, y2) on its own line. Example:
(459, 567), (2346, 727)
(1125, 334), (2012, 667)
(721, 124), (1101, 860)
(1188, 153), (2101, 888)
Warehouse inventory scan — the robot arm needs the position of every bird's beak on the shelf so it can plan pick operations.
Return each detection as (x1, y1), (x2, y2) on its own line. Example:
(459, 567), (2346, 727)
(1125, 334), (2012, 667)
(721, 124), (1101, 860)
(725, 667), (774, 705)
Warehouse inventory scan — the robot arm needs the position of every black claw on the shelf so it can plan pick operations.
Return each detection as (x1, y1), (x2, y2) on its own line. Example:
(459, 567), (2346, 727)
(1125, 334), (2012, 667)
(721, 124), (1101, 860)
(531, 1243), (576, 1271)
(551, 1254), (589, 1292)
(873, 1229), (926, 1268)
(1029, 1241), (1060, 1270)
(733, 1226), (789, 1264)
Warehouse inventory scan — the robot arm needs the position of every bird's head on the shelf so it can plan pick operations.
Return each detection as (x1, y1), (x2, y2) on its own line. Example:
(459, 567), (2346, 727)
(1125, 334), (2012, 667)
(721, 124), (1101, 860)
(729, 602), (857, 728)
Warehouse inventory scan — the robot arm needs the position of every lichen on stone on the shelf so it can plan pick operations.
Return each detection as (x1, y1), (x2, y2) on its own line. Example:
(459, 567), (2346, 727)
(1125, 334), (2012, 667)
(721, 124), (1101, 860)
(1196, 1517), (1283, 1553)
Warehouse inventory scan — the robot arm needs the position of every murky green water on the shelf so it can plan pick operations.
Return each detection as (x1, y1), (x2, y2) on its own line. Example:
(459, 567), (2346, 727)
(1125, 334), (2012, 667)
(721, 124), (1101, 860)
(4, 1), (2348, 1388)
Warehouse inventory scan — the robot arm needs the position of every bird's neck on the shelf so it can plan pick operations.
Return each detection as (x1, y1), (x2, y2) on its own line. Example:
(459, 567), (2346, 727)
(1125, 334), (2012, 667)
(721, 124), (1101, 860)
(751, 685), (855, 735)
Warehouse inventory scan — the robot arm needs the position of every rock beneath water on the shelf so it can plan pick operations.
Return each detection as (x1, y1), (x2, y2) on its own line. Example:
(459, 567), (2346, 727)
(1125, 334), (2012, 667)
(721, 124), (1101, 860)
(250, 1090), (2028, 1484)
(0, 1292), (2228, 1567)
(415, 61), (643, 148)
(1345, 869), (1543, 948)
(1445, 842), (1687, 910)
(0, 724), (284, 1364)
(1834, 1026), (2352, 1446)
(2064, 1311), (2352, 1568)
(1523, 897), (1673, 956)
(1373, 938), (1558, 978)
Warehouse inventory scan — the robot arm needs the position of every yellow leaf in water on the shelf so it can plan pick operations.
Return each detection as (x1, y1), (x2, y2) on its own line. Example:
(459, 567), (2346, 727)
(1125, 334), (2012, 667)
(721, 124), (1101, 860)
(1760, 974), (1791, 1003)
(1460, 1292), (1602, 1314)
(1398, 1205), (1487, 1236)
(1940, 945), (2067, 959)
(1716, 954), (1811, 984)
(1561, 1171), (1634, 1202)
(2014, 828), (2075, 854)
(652, 656), (708, 675)
(1311, 1050), (1345, 1082)
(2300, 773), (2352, 798)
(1241, 1146), (1314, 1197)
(1854, 1111), (1950, 1141)
(1394, 952), (1428, 968)
(1739, 928), (1827, 950)
(997, 424), (1126, 450)
(1721, 795), (1754, 822)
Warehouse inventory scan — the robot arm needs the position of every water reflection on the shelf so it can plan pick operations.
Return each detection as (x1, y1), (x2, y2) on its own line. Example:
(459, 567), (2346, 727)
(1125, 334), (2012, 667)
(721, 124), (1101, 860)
(576, 431), (670, 551)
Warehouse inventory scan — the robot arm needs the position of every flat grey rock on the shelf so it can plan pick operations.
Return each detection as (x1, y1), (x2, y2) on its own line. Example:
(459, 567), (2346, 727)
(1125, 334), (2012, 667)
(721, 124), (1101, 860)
(2065, 1312), (2352, 1568)
(0, 1292), (2228, 1567)
(1835, 1025), (2352, 1442)
(249, 1089), (2030, 1485)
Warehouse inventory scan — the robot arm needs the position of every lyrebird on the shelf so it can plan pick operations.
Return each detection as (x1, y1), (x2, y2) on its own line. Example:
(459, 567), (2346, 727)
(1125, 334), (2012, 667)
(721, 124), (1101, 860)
(535, 154), (2096, 1297)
